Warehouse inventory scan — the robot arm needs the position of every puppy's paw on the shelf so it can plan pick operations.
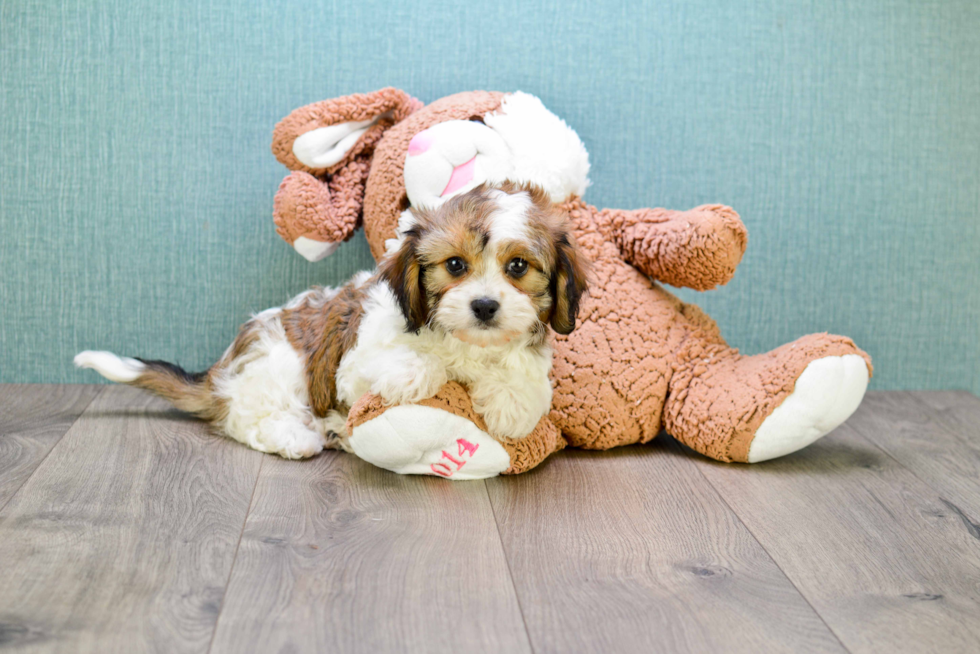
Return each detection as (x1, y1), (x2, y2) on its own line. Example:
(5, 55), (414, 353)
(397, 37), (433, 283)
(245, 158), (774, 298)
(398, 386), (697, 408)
(368, 356), (447, 406)
(377, 375), (444, 406)
(347, 405), (511, 480)
(474, 390), (548, 440)
(252, 416), (327, 460)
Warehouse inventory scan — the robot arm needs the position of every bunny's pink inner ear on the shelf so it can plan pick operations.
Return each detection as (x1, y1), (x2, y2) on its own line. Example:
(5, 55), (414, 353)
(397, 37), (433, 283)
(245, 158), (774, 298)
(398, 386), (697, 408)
(292, 112), (391, 169)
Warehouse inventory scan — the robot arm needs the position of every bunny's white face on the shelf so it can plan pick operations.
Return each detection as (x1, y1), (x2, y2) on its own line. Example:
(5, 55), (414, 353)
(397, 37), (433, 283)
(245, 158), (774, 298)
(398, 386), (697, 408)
(401, 92), (591, 211)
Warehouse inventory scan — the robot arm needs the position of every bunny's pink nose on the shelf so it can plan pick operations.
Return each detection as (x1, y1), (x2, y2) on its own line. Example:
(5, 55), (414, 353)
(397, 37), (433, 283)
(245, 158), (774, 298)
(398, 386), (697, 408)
(407, 130), (434, 156)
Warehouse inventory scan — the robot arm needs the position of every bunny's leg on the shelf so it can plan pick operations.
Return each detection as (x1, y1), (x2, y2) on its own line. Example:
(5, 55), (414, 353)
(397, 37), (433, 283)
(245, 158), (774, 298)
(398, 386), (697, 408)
(664, 332), (872, 463)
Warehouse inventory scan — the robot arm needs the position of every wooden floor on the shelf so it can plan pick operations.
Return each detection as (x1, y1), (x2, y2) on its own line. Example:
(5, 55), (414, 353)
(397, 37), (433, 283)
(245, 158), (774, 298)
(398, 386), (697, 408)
(1, 387), (979, 653)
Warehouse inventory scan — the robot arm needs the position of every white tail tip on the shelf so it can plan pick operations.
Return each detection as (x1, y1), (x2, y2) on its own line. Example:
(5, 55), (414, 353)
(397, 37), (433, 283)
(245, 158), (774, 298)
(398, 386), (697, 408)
(74, 350), (146, 383)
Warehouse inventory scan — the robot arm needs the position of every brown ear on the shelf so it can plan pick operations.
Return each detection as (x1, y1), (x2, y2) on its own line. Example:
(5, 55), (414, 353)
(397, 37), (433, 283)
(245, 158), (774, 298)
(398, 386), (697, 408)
(549, 231), (590, 335)
(272, 87), (423, 174)
(377, 227), (429, 332)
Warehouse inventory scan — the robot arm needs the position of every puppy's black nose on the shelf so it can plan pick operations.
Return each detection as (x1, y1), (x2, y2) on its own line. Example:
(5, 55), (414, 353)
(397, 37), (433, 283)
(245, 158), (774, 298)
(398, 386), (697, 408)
(471, 297), (500, 322)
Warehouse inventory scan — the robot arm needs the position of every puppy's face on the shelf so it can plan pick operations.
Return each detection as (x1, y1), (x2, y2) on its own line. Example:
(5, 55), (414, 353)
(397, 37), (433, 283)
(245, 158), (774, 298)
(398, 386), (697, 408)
(380, 183), (589, 346)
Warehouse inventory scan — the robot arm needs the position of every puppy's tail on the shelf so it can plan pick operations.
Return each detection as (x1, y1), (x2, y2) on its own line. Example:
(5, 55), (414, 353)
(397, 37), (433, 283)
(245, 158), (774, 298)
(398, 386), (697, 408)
(74, 350), (217, 418)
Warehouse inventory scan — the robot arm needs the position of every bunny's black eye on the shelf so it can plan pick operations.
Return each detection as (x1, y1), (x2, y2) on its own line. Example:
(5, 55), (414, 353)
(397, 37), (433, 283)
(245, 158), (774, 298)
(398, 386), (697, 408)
(507, 257), (529, 278)
(445, 257), (467, 276)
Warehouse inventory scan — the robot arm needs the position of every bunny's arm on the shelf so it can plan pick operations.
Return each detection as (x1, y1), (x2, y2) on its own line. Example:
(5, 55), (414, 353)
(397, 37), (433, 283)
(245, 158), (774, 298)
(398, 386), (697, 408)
(598, 204), (748, 290)
(273, 164), (368, 261)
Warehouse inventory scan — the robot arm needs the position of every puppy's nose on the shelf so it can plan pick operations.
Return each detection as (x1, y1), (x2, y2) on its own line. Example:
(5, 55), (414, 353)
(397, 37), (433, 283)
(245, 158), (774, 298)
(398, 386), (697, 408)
(471, 297), (500, 322)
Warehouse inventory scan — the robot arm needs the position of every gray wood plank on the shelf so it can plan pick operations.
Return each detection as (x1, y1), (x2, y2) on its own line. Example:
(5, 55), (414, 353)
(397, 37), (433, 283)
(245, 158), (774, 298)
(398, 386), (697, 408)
(0, 384), (102, 510)
(486, 444), (845, 654)
(209, 452), (533, 654)
(682, 393), (980, 654)
(0, 385), (263, 653)
(912, 389), (980, 415)
(847, 391), (980, 520)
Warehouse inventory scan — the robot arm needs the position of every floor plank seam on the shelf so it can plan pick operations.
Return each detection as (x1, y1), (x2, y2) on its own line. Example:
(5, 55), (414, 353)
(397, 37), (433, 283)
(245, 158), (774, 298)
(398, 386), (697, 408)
(206, 454), (265, 654)
(904, 391), (980, 455)
(0, 385), (104, 516)
(845, 415), (980, 532)
(669, 439), (854, 654)
(484, 480), (537, 654)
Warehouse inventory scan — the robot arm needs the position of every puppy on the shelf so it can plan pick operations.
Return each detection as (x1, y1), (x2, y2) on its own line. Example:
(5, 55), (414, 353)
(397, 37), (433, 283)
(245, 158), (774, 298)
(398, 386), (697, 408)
(75, 182), (589, 459)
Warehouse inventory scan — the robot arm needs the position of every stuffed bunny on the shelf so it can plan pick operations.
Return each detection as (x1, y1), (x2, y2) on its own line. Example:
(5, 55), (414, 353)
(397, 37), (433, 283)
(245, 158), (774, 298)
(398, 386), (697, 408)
(270, 88), (872, 479)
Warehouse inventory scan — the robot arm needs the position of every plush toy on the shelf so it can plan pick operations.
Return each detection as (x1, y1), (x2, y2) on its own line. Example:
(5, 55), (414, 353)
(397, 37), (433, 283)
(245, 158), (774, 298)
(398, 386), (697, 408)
(270, 88), (872, 479)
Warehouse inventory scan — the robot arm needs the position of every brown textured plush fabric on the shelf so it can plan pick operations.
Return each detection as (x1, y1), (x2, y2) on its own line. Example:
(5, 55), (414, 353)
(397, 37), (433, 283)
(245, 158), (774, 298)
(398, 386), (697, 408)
(273, 164), (369, 245)
(549, 199), (872, 457)
(665, 332), (873, 462)
(271, 88), (423, 246)
(346, 382), (565, 475)
(272, 88), (874, 468)
(600, 204), (748, 291)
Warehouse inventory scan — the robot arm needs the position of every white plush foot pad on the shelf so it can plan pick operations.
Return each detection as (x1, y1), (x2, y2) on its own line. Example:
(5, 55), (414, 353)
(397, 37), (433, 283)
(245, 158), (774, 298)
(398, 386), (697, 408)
(347, 405), (511, 480)
(293, 236), (339, 262)
(748, 354), (869, 463)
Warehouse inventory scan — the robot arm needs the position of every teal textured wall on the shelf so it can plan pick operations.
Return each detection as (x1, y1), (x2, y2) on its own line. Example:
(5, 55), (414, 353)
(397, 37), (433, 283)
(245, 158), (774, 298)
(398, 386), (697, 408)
(1, 0), (978, 392)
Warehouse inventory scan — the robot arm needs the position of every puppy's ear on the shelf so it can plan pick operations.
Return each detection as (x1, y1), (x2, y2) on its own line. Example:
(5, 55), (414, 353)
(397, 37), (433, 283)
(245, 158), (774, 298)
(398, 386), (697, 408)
(549, 231), (590, 335)
(378, 227), (429, 332)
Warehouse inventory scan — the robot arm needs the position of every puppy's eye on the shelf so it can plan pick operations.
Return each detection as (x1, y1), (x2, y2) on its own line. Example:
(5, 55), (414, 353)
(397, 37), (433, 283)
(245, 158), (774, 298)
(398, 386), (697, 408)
(445, 257), (467, 276)
(507, 257), (529, 278)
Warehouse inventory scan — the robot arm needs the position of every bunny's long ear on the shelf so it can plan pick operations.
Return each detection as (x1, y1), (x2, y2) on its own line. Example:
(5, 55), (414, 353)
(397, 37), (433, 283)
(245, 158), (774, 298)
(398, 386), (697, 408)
(272, 87), (422, 174)
(271, 88), (422, 261)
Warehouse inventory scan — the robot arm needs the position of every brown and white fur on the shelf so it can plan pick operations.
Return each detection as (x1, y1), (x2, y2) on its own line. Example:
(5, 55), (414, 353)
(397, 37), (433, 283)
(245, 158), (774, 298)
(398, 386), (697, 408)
(74, 183), (588, 459)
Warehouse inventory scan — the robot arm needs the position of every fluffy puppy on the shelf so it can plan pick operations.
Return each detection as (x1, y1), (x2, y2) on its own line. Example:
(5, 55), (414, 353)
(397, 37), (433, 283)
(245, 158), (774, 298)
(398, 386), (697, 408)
(75, 182), (589, 459)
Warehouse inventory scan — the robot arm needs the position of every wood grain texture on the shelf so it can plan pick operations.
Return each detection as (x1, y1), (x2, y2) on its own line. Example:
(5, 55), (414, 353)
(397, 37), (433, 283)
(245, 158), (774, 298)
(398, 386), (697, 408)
(912, 389), (980, 415)
(0, 384), (102, 510)
(848, 391), (980, 519)
(0, 385), (263, 653)
(208, 452), (532, 654)
(3, 388), (979, 653)
(486, 444), (845, 654)
(683, 393), (980, 654)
